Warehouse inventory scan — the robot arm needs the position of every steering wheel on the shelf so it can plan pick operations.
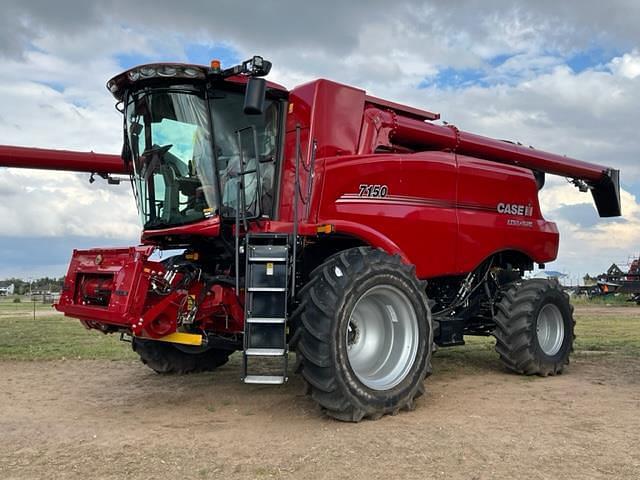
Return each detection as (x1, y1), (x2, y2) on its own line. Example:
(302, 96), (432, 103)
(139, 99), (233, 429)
(140, 144), (173, 180)
(141, 144), (173, 158)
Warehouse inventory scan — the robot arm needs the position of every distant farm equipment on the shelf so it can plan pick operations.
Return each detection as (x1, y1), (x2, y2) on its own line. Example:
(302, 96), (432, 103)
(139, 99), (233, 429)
(596, 256), (640, 304)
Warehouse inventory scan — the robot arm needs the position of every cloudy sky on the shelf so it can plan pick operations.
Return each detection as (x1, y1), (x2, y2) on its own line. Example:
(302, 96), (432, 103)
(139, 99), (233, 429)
(0, 0), (638, 281)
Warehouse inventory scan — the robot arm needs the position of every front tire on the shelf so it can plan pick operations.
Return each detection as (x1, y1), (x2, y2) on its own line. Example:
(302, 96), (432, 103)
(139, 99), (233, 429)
(493, 278), (575, 376)
(132, 338), (231, 374)
(295, 247), (433, 422)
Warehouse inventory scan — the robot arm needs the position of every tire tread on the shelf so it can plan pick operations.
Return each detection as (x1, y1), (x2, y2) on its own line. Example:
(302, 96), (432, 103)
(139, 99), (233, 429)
(292, 247), (432, 421)
(493, 278), (575, 376)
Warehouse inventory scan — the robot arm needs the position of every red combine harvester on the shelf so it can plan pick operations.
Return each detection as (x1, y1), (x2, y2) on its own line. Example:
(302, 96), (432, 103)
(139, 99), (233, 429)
(0, 56), (621, 421)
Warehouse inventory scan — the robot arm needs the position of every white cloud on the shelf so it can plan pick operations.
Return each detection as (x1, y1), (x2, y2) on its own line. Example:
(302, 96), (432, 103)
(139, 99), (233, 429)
(541, 185), (640, 276)
(546, 191), (640, 277)
(0, 169), (139, 239)
(609, 50), (640, 79)
(0, 80), (120, 152)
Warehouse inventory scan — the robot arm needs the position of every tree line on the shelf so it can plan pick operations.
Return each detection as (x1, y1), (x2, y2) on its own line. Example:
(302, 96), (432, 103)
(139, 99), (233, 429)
(0, 277), (65, 295)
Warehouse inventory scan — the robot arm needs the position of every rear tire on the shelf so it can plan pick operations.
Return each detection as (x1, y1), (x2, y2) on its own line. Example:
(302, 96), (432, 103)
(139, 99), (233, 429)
(493, 278), (575, 376)
(132, 338), (231, 374)
(294, 247), (433, 422)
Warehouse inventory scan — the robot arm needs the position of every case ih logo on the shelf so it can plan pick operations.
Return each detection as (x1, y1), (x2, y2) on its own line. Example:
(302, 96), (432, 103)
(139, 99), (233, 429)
(497, 202), (533, 216)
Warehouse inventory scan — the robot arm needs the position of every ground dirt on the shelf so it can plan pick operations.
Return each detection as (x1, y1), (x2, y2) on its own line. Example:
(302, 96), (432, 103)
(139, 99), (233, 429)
(1, 309), (639, 479)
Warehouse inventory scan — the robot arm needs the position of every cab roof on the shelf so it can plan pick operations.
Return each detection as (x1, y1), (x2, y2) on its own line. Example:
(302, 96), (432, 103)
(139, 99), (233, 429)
(107, 62), (288, 101)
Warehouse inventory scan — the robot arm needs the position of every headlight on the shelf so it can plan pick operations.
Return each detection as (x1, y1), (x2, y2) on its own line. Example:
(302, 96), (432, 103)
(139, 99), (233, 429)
(182, 67), (201, 78)
(158, 65), (177, 77)
(139, 66), (157, 78)
(108, 64), (208, 99)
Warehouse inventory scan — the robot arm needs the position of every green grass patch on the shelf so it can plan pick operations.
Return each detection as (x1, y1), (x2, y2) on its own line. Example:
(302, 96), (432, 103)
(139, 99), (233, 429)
(433, 308), (640, 373)
(571, 294), (636, 306)
(0, 297), (55, 311)
(573, 314), (640, 356)
(0, 299), (638, 363)
(0, 306), (136, 361)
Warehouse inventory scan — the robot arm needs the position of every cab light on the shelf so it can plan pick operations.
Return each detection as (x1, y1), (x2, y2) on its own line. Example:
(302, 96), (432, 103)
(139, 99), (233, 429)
(139, 66), (157, 78)
(158, 65), (177, 77)
(182, 67), (200, 77)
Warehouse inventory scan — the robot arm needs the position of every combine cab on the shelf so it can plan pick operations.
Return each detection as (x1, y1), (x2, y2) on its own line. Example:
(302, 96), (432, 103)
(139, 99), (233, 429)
(0, 56), (622, 421)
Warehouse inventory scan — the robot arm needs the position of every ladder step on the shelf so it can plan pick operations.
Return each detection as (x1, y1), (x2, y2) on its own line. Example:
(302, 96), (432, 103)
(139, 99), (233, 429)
(243, 235), (290, 384)
(246, 317), (286, 324)
(243, 375), (286, 385)
(249, 257), (287, 262)
(245, 348), (286, 356)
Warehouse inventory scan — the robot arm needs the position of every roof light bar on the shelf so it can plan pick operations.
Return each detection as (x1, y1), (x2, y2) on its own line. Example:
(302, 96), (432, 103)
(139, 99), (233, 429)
(106, 63), (208, 96)
(106, 55), (272, 99)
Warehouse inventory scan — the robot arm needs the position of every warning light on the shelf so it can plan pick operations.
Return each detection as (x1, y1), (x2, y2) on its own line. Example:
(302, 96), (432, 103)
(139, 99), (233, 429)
(210, 59), (221, 72)
(316, 224), (335, 234)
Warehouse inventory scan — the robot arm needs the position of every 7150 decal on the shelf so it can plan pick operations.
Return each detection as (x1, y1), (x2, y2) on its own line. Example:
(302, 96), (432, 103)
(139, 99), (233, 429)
(358, 184), (389, 197)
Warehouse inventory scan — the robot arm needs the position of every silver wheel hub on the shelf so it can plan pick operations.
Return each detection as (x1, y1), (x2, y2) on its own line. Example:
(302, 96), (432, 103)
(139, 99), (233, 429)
(346, 285), (419, 391)
(536, 303), (565, 356)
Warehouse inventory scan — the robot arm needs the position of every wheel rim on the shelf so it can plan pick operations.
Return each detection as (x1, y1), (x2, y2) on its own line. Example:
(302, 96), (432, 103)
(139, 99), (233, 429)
(536, 303), (565, 356)
(346, 284), (419, 391)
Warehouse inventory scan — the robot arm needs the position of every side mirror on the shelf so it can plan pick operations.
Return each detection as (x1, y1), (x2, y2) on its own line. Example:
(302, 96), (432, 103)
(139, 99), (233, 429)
(243, 77), (266, 115)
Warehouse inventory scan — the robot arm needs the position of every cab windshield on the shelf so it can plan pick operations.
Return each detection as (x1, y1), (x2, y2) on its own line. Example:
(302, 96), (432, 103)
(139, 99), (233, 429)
(125, 87), (279, 230)
(126, 89), (216, 229)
